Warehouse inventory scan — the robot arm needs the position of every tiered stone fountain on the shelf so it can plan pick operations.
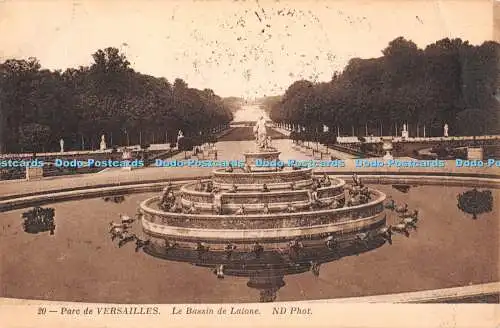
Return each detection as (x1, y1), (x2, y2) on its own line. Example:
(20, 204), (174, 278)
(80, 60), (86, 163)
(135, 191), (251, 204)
(139, 123), (389, 302)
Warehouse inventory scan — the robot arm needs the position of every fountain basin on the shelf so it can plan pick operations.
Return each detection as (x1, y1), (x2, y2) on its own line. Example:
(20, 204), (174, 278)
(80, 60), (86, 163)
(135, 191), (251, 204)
(213, 167), (314, 185)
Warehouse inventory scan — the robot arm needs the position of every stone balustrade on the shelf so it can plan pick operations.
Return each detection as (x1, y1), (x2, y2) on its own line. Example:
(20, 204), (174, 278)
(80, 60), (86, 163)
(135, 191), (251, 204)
(243, 150), (281, 163)
(220, 190), (310, 204)
(213, 179), (314, 191)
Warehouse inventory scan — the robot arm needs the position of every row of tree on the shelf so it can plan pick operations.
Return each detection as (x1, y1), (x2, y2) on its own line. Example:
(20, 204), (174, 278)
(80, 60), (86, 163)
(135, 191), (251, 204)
(264, 37), (500, 137)
(0, 47), (234, 153)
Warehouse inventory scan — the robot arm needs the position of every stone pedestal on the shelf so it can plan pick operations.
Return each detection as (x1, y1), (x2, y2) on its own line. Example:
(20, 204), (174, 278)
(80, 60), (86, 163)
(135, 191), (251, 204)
(244, 150), (281, 172)
(122, 149), (135, 170)
(467, 147), (483, 160)
(26, 167), (43, 180)
(382, 137), (394, 160)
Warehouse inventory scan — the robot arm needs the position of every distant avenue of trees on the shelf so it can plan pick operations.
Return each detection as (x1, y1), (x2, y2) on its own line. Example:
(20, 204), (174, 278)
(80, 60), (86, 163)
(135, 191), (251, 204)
(264, 37), (500, 138)
(0, 47), (233, 153)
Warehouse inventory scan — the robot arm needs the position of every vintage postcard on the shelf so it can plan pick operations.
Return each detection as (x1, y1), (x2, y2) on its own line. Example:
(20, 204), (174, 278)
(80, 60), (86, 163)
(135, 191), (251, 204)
(0, 0), (498, 327)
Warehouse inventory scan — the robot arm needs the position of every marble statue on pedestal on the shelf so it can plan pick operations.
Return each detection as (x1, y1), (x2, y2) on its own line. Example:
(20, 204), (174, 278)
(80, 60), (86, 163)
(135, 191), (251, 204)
(254, 116), (267, 149)
(59, 139), (64, 153)
(444, 124), (449, 137)
(266, 136), (272, 149)
(100, 135), (107, 150)
(401, 124), (408, 138)
(176, 130), (184, 148)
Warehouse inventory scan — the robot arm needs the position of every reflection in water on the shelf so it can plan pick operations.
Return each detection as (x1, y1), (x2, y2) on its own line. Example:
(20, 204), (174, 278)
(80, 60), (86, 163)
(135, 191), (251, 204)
(21, 206), (56, 235)
(143, 237), (388, 302)
(102, 195), (126, 203)
(457, 188), (494, 219)
(391, 184), (411, 193)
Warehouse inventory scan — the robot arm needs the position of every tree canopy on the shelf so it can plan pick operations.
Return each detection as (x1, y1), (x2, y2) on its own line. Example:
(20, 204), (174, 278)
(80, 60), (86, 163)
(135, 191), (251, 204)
(0, 47), (233, 153)
(266, 37), (500, 137)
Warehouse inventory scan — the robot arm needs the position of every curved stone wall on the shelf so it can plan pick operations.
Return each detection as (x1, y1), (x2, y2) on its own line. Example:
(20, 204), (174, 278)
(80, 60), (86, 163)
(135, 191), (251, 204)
(220, 190), (310, 204)
(179, 183), (214, 203)
(142, 219), (386, 251)
(243, 150), (281, 165)
(141, 210), (386, 243)
(140, 189), (384, 230)
(213, 179), (314, 191)
(316, 182), (346, 198)
(213, 168), (313, 185)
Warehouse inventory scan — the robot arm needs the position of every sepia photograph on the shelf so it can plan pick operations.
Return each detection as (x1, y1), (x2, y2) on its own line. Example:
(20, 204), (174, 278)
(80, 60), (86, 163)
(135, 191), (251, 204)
(0, 0), (499, 327)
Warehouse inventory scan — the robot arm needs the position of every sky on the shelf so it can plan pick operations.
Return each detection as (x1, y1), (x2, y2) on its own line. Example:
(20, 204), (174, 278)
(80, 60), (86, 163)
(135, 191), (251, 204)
(0, 0), (494, 98)
(232, 104), (270, 121)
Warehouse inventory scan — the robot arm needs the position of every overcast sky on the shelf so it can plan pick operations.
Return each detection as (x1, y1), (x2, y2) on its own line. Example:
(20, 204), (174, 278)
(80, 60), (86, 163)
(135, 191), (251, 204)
(0, 0), (493, 98)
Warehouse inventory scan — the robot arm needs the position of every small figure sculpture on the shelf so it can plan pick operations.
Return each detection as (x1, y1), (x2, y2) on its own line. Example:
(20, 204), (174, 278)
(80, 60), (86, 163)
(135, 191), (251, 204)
(225, 244), (236, 259)
(310, 261), (321, 277)
(187, 203), (198, 214)
(59, 139), (64, 153)
(169, 200), (181, 213)
(352, 173), (361, 187)
(235, 205), (245, 215)
(252, 242), (264, 258)
(204, 181), (213, 192)
(215, 264), (225, 279)
(326, 235), (337, 249)
(329, 199), (339, 209)
(266, 136), (272, 149)
(322, 173), (331, 186)
(444, 123), (449, 137)
(160, 190), (175, 210)
(213, 193), (222, 213)
(195, 179), (203, 191)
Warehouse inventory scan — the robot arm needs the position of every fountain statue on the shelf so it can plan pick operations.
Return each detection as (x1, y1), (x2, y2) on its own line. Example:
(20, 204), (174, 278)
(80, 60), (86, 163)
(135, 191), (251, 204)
(125, 137), (403, 302)
(97, 107), (424, 301)
(254, 116), (268, 149)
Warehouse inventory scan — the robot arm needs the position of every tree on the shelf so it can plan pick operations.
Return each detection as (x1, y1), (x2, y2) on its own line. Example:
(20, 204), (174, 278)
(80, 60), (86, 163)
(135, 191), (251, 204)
(1, 47), (233, 153)
(263, 37), (500, 137)
(18, 123), (51, 152)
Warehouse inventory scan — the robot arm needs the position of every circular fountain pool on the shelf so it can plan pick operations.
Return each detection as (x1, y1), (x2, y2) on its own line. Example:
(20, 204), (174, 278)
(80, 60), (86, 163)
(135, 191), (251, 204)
(0, 184), (497, 304)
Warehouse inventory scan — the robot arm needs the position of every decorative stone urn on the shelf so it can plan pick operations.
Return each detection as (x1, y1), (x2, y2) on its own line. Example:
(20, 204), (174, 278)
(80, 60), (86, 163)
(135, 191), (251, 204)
(382, 137), (394, 160)
(467, 147), (483, 160)
(122, 148), (134, 170)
